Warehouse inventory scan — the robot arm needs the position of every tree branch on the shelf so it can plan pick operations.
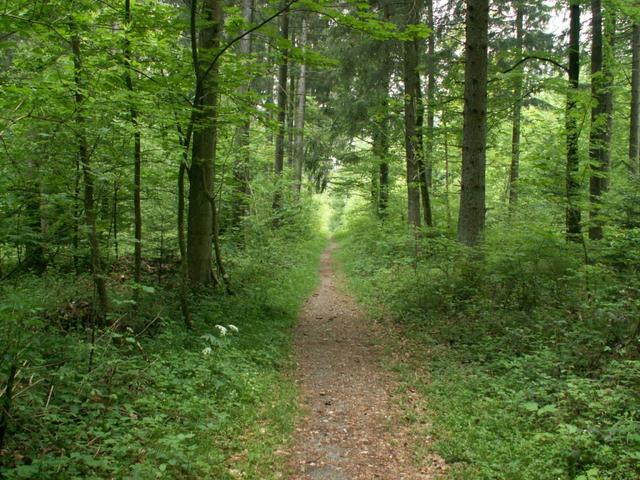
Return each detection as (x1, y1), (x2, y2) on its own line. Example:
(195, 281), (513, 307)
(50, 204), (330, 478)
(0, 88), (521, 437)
(200, 0), (299, 83)
(501, 55), (569, 75)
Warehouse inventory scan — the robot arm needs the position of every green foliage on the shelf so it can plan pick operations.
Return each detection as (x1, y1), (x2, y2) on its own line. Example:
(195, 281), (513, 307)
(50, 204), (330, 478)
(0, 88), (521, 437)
(0, 227), (325, 478)
(335, 213), (640, 480)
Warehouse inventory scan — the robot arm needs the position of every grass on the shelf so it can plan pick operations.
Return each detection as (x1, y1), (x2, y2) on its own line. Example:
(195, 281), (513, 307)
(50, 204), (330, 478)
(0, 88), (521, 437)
(334, 216), (640, 480)
(0, 232), (326, 479)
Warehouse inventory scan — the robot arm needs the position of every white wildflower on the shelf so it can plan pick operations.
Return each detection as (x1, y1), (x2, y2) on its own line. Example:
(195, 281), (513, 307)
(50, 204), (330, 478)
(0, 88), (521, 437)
(227, 324), (239, 334)
(202, 347), (212, 356)
(215, 324), (228, 336)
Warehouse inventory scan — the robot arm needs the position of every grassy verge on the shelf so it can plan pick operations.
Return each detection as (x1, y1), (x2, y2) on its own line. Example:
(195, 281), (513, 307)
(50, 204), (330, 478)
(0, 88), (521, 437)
(334, 217), (640, 480)
(0, 233), (325, 479)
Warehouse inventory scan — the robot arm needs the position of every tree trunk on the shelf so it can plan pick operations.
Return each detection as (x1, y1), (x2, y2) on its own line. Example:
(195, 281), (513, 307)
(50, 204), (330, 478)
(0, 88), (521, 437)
(293, 18), (307, 197)
(112, 182), (119, 259)
(24, 172), (46, 273)
(416, 74), (433, 227)
(425, 0), (435, 190)
(457, 0), (489, 245)
(588, 0), (614, 241)
(443, 114), (452, 229)
(178, 154), (193, 328)
(124, 0), (142, 294)
(187, 0), (223, 286)
(375, 2), (392, 217)
(565, 0), (582, 241)
(630, 23), (640, 176)
(403, 0), (422, 228)
(272, 2), (289, 213)
(232, 0), (254, 226)
(509, 3), (523, 209)
(287, 62), (296, 168)
(71, 25), (110, 318)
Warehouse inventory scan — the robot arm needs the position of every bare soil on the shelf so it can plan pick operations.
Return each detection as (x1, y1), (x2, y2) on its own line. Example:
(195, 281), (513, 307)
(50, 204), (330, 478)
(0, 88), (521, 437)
(287, 242), (444, 479)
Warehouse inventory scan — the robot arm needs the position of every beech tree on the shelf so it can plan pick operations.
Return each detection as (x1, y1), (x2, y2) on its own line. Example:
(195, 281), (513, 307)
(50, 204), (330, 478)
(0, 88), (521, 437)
(187, 0), (223, 286)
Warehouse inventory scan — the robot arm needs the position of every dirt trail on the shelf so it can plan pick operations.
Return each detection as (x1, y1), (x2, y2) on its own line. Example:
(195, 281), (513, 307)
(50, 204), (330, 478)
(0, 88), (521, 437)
(287, 242), (441, 479)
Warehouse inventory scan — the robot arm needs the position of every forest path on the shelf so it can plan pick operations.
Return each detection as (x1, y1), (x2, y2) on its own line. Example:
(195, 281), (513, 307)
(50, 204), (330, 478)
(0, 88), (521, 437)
(287, 241), (441, 479)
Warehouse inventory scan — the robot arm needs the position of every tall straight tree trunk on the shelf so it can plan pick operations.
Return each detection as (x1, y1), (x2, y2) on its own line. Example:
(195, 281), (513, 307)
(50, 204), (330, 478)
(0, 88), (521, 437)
(124, 0), (142, 295)
(24, 164), (46, 273)
(403, 0), (422, 228)
(565, 0), (582, 241)
(71, 26), (110, 318)
(588, 0), (614, 240)
(375, 1), (392, 217)
(443, 115), (452, 229)
(286, 64), (296, 168)
(178, 158), (193, 328)
(73, 157), (81, 274)
(509, 2), (524, 209)
(416, 74), (433, 227)
(272, 2), (289, 212)
(232, 0), (254, 226)
(457, 0), (489, 245)
(293, 18), (307, 197)
(630, 23), (640, 176)
(187, 0), (223, 286)
(425, 0), (435, 190)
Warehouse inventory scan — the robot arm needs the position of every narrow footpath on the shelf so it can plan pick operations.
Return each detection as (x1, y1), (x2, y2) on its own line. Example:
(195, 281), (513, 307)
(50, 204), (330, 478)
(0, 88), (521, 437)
(287, 242), (442, 479)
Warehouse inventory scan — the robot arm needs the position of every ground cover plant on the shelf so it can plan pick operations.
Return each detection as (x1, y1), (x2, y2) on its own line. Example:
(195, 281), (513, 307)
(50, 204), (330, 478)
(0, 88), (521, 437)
(1, 216), (324, 479)
(336, 213), (640, 480)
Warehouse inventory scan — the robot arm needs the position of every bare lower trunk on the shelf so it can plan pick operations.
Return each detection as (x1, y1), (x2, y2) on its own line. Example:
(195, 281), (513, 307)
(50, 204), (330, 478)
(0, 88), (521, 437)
(565, 1), (581, 241)
(509, 4), (523, 210)
(178, 160), (193, 328)
(425, 0), (435, 190)
(293, 18), (307, 197)
(630, 23), (640, 176)
(124, 0), (142, 296)
(444, 115), (451, 229)
(457, 0), (489, 245)
(588, 1), (614, 241)
(187, 0), (223, 286)
(232, 0), (254, 226)
(273, 2), (289, 213)
(375, 2), (392, 217)
(71, 25), (109, 318)
(416, 73), (433, 227)
(403, 0), (422, 228)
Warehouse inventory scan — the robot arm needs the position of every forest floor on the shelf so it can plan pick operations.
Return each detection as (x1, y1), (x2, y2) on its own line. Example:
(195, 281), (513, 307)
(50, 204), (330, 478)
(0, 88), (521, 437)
(286, 241), (445, 479)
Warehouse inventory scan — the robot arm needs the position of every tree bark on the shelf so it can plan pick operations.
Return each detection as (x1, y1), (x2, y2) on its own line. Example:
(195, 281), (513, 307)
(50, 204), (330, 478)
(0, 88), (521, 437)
(630, 23), (640, 176)
(71, 23), (110, 318)
(293, 18), (307, 197)
(403, 0), (422, 228)
(124, 0), (142, 294)
(457, 0), (489, 245)
(232, 0), (254, 226)
(443, 114), (452, 229)
(272, 2), (289, 213)
(588, 0), (614, 240)
(375, 1), (392, 217)
(425, 0), (435, 190)
(509, 2), (523, 209)
(565, 0), (582, 241)
(24, 173), (46, 273)
(416, 74), (433, 227)
(187, 0), (223, 286)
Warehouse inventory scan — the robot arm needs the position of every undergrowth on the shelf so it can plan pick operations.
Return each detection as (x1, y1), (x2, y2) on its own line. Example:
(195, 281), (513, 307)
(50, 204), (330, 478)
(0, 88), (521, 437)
(0, 220), (325, 479)
(336, 213), (640, 480)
